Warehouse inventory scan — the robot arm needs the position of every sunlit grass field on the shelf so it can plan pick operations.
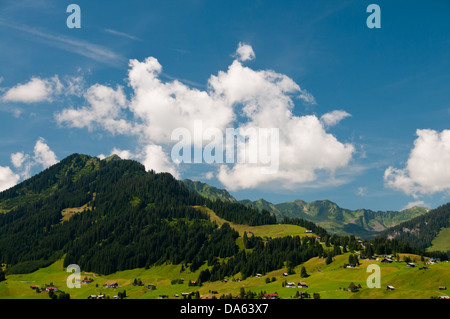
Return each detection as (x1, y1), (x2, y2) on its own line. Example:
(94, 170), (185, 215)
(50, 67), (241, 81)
(1, 252), (448, 299)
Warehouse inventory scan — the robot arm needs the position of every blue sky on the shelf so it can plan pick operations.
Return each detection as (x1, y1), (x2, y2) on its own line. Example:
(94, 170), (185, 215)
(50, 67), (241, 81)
(0, 0), (449, 212)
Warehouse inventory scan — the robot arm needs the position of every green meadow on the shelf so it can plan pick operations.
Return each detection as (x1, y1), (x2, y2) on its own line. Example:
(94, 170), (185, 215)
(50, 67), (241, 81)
(195, 206), (314, 239)
(427, 227), (450, 253)
(1, 252), (448, 299)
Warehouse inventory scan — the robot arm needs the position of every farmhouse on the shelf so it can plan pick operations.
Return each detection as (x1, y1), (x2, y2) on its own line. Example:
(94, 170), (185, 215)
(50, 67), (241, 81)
(104, 282), (118, 288)
(286, 282), (296, 288)
(406, 262), (415, 268)
(262, 293), (278, 299)
(305, 230), (313, 233)
(146, 284), (156, 290)
(439, 286), (447, 290)
(45, 287), (58, 292)
(30, 285), (39, 290)
(298, 282), (308, 288)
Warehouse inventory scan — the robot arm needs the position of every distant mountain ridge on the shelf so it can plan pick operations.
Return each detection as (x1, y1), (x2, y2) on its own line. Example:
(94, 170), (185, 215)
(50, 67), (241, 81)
(181, 180), (429, 238)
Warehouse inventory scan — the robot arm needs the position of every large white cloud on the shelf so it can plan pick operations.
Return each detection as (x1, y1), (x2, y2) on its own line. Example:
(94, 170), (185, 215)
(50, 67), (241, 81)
(208, 57), (354, 190)
(217, 115), (354, 190)
(55, 43), (355, 189)
(384, 129), (450, 197)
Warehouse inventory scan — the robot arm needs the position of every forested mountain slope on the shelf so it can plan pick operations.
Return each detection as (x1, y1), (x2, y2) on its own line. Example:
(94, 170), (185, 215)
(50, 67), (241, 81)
(0, 154), (275, 275)
(379, 203), (450, 252)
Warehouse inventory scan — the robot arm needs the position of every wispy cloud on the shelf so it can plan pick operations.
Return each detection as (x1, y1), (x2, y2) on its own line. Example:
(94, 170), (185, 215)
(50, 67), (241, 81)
(357, 187), (367, 196)
(104, 28), (141, 41)
(0, 18), (126, 66)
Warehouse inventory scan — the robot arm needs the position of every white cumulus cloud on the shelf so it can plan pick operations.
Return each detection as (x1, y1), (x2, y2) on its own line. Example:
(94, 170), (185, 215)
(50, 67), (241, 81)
(33, 137), (58, 168)
(141, 144), (180, 179)
(235, 42), (255, 62)
(209, 56), (354, 190)
(320, 110), (351, 127)
(55, 84), (131, 135)
(127, 56), (234, 143)
(2, 76), (62, 103)
(10, 152), (29, 168)
(0, 166), (20, 192)
(384, 129), (450, 197)
(11, 138), (58, 179)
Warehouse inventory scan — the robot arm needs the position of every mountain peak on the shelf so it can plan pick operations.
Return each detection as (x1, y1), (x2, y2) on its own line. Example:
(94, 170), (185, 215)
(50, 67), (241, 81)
(103, 154), (122, 162)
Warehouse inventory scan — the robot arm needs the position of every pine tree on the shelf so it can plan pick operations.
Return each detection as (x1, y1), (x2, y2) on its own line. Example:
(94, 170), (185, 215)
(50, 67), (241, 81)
(243, 231), (248, 249)
(300, 266), (308, 278)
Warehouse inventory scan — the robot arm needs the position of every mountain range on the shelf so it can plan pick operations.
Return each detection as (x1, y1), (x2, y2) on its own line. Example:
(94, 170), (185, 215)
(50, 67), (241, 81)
(182, 179), (430, 239)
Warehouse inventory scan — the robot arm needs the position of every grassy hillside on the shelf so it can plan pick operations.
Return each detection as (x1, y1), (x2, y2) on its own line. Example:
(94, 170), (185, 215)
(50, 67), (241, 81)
(2, 253), (448, 299)
(195, 206), (315, 239)
(427, 227), (450, 252)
